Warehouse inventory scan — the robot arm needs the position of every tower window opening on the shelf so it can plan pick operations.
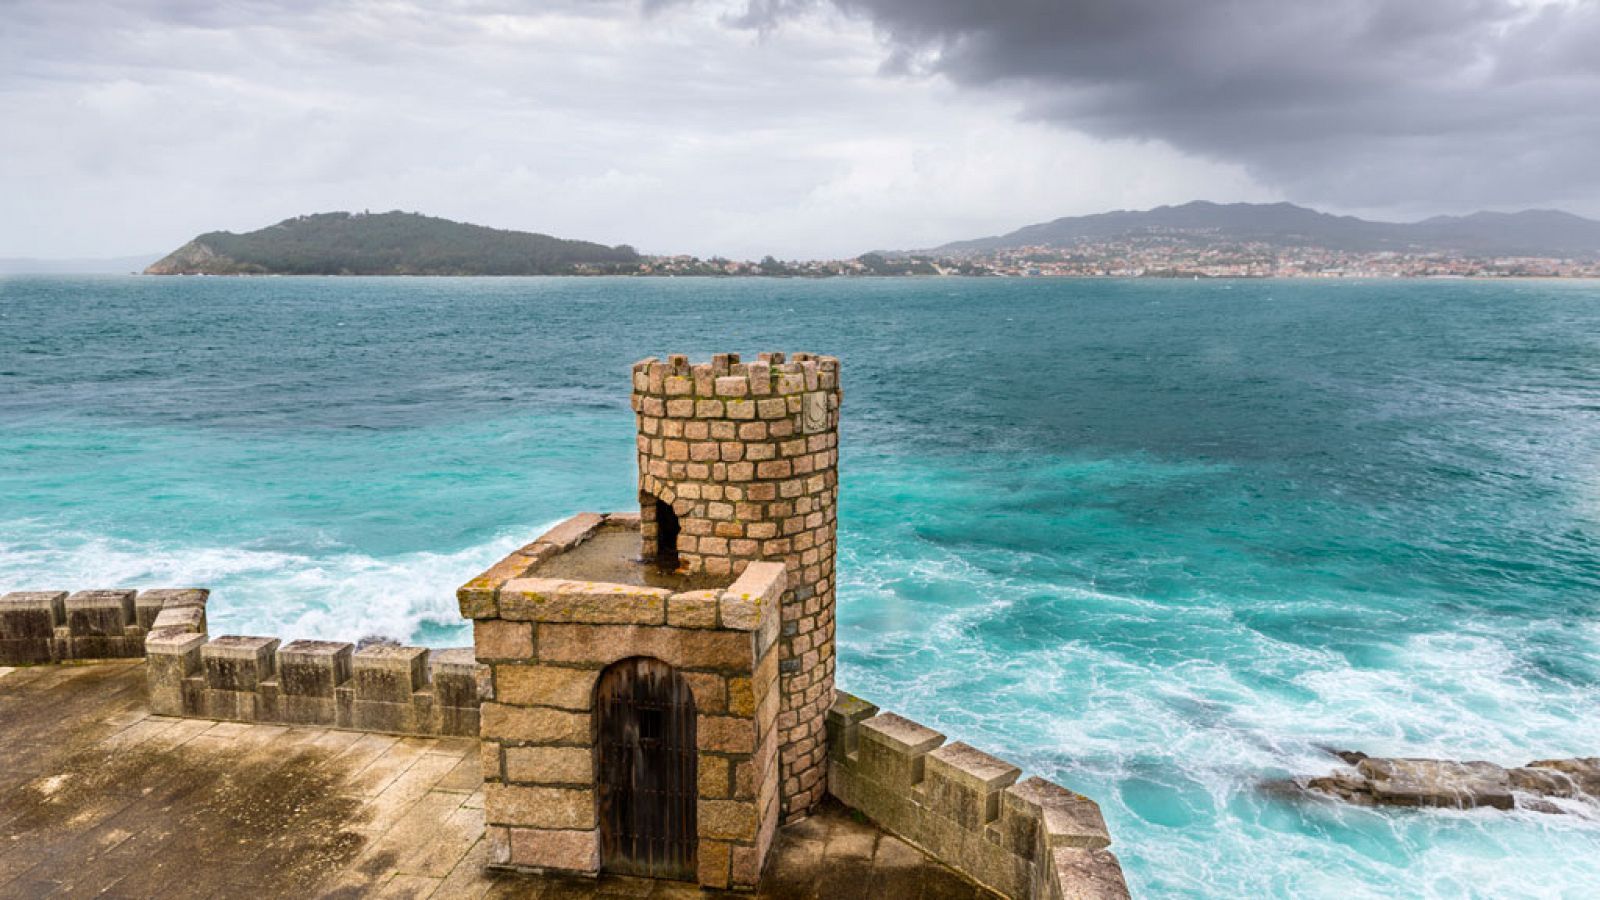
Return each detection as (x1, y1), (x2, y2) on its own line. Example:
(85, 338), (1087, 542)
(654, 499), (680, 572)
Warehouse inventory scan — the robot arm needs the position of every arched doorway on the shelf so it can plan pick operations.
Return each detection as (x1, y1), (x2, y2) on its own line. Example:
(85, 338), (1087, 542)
(594, 656), (698, 880)
(651, 497), (680, 572)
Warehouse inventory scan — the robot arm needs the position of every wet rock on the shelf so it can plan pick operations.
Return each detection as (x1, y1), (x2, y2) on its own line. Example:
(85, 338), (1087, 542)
(1308, 753), (1600, 814)
(1303, 772), (1376, 806)
(1509, 766), (1578, 798)
(1526, 758), (1600, 796)
(1515, 795), (1568, 815)
(1355, 758), (1513, 810)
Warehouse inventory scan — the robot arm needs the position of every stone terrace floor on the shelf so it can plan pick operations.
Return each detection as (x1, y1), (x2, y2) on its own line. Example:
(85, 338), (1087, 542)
(0, 663), (999, 899)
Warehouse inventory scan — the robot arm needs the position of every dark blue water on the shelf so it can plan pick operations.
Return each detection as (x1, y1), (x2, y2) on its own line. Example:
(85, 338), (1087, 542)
(3, 275), (1598, 897)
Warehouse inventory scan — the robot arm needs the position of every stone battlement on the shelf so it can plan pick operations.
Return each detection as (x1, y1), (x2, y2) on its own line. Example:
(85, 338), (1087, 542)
(145, 630), (482, 738)
(632, 352), (841, 402)
(827, 694), (1131, 900)
(0, 587), (208, 665)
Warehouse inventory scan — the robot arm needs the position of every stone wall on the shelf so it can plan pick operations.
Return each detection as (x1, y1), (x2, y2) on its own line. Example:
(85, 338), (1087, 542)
(827, 694), (1131, 900)
(0, 588), (208, 666)
(144, 629), (482, 738)
(462, 512), (786, 890)
(632, 351), (841, 822)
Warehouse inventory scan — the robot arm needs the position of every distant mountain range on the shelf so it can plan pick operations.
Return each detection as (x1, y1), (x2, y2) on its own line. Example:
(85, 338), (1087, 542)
(144, 211), (640, 276)
(926, 201), (1600, 259)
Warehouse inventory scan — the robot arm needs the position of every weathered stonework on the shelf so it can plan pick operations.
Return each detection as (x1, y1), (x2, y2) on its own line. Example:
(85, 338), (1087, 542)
(459, 512), (786, 890)
(632, 351), (841, 822)
(143, 623), (481, 737)
(0, 587), (208, 665)
(826, 693), (1131, 900)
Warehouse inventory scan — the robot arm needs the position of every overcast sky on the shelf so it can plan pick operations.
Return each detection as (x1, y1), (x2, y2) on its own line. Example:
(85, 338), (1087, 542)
(3, 0), (1597, 259)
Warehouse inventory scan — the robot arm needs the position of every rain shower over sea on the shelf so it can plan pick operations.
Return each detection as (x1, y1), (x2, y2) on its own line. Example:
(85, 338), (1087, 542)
(3, 274), (1598, 898)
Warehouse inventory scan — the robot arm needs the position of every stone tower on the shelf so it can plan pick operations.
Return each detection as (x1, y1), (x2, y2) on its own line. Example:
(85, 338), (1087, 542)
(632, 351), (840, 821)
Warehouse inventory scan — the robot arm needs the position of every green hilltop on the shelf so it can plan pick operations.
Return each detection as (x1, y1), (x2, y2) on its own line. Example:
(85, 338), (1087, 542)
(145, 211), (641, 276)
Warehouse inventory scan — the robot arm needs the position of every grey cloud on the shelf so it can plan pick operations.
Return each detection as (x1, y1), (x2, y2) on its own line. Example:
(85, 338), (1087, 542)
(732, 0), (1600, 215)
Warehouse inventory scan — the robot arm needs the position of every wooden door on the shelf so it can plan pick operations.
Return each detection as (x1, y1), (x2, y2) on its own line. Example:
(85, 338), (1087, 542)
(595, 656), (697, 880)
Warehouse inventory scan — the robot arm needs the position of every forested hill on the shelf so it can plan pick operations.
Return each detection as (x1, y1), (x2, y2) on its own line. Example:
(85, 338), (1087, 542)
(929, 201), (1600, 258)
(145, 211), (641, 275)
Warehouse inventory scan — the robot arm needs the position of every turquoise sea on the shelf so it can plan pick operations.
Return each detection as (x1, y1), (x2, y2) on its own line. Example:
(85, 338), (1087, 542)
(3, 275), (1598, 897)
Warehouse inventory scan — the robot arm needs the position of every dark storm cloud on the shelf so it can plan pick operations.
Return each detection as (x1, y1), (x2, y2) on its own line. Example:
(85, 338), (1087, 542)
(733, 0), (1600, 214)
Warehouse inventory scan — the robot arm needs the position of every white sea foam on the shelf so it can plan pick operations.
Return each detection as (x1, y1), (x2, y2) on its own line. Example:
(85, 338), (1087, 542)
(0, 523), (551, 645)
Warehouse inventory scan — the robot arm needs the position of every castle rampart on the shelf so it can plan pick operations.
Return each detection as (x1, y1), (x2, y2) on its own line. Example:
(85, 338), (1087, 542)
(145, 631), (482, 737)
(1, 350), (1132, 897)
(827, 694), (1131, 899)
(1, 588), (208, 666)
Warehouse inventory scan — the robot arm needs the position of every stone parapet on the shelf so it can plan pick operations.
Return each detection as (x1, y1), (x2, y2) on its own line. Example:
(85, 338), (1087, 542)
(144, 626), (482, 738)
(826, 693), (1130, 900)
(0, 588), (209, 666)
(632, 352), (841, 822)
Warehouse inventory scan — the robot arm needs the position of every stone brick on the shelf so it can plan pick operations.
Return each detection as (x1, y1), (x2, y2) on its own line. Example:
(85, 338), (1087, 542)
(496, 664), (597, 711)
(500, 578), (669, 626)
(144, 630), (206, 715)
(683, 671), (727, 713)
(858, 713), (945, 789)
(274, 693), (333, 726)
(485, 784), (596, 829)
(151, 605), (204, 635)
(457, 580), (500, 620)
(730, 844), (763, 888)
(699, 755), (731, 799)
(700, 715), (756, 754)
(697, 839), (731, 889)
(734, 760), (756, 799)
(63, 589), (139, 657)
(0, 591), (65, 664)
(64, 589), (135, 635)
(539, 624), (753, 671)
(1050, 847), (1131, 900)
(480, 703), (589, 744)
(727, 677), (756, 718)
(431, 647), (482, 709)
(506, 746), (593, 785)
(277, 640), (352, 698)
(925, 741), (1022, 829)
(457, 544), (556, 620)
(474, 620), (534, 660)
(509, 828), (599, 872)
(352, 698), (427, 734)
(699, 799), (757, 841)
(1011, 775), (1113, 851)
(353, 644), (428, 703)
(474, 744), (504, 788)
(202, 635), (279, 692)
(486, 825), (513, 866)
(533, 513), (606, 551)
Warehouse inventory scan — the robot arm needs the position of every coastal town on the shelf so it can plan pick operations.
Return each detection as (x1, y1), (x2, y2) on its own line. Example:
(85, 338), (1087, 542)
(633, 243), (1600, 279)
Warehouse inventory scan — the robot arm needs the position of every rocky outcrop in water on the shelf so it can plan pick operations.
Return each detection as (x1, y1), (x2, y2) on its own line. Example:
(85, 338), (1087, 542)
(1305, 753), (1600, 813)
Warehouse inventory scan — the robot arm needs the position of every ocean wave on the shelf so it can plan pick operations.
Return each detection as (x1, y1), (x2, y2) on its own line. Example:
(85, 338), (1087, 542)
(0, 523), (554, 645)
